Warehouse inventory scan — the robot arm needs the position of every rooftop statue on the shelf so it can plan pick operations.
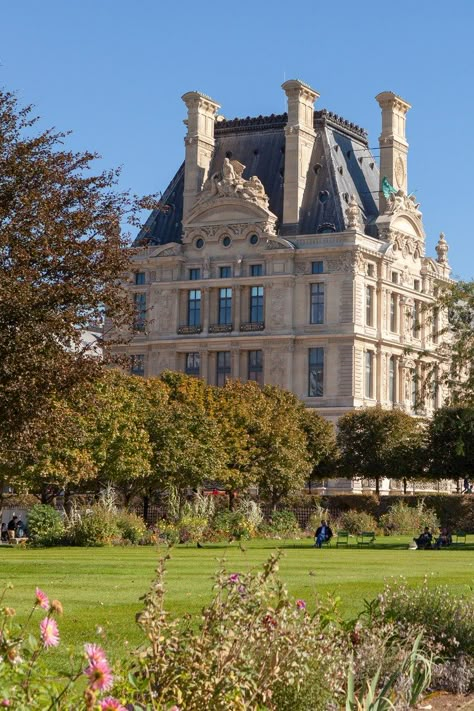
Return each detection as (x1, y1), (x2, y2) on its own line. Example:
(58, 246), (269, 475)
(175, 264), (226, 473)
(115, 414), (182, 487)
(199, 158), (269, 209)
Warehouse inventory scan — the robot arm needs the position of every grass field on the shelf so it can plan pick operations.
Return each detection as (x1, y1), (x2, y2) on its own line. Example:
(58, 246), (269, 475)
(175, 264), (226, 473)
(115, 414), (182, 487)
(1, 536), (473, 670)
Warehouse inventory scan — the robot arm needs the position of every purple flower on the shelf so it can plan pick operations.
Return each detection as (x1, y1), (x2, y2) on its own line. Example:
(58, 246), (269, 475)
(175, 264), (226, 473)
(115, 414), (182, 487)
(296, 599), (306, 610)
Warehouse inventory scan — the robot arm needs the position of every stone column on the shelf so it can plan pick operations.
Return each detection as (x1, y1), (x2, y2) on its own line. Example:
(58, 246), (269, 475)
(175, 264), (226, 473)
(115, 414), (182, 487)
(281, 79), (319, 230)
(231, 345), (240, 380)
(375, 91), (411, 213)
(200, 350), (209, 383)
(233, 284), (241, 332)
(202, 287), (210, 334)
(182, 91), (220, 218)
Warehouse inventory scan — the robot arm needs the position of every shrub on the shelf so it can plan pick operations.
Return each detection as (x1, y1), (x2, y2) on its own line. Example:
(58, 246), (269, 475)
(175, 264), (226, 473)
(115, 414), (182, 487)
(337, 509), (377, 535)
(379, 499), (439, 535)
(177, 514), (208, 543)
(27, 504), (64, 546)
(376, 576), (474, 660)
(116, 511), (147, 544)
(155, 520), (179, 545)
(212, 510), (254, 539)
(67, 503), (119, 546)
(266, 510), (301, 537)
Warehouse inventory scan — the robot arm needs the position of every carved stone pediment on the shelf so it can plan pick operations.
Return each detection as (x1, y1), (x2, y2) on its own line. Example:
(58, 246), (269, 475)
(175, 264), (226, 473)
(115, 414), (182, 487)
(265, 237), (295, 251)
(148, 242), (183, 258)
(198, 157), (270, 209)
(376, 189), (425, 242)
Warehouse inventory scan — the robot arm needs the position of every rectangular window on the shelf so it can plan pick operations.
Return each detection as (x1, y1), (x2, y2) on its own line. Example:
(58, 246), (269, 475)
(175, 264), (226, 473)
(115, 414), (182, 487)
(134, 293), (146, 331)
(218, 287), (232, 325)
(219, 266), (232, 278)
(187, 289), (201, 327)
(216, 351), (231, 386)
(250, 286), (264, 323)
(390, 293), (398, 332)
(189, 268), (201, 281)
(310, 283), (324, 324)
(366, 286), (374, 327)
(311, 260), (323, 274)
(130, 354), (145, 377)
(414, 279), (421, 291)
(412, 300), (420, 337)
(185, 352), (200, 377)
(250, 264), (263, 277)
(389, 357), (396, 404)
(365, 351), (374, 399)
(308, 347), (324, 397)
(411, 369), (418, 410)
(433, 307), (439, 344)
(367, 263), (375, 278)
(135, 272), (146, 285)
(391, 272), (399, 284)
(248, 350), (263, 386)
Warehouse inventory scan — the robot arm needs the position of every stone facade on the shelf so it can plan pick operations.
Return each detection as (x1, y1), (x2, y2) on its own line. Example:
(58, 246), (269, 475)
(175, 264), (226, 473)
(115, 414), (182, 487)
(114, 81), (454, 492)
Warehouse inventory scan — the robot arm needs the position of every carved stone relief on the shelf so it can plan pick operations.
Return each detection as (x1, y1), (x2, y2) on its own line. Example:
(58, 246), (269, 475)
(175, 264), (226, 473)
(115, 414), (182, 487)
(269, 288), (287, 329)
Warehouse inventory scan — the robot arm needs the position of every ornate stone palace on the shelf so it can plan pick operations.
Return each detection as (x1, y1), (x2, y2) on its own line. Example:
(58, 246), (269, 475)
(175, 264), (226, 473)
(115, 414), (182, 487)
(116, 80), (454, 493)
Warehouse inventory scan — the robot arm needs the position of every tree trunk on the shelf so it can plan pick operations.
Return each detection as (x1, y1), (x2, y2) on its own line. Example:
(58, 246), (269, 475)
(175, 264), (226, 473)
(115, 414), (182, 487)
(143, 495), (149, 524)
(403, 477), (407, 495)
(228, 490), (235, 511)
(375, 476), (380, 497)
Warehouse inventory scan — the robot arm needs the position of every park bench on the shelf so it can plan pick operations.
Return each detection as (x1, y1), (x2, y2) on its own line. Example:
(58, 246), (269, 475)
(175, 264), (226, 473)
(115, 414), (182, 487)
(453, 531), (467, 546)
(357, 531), (376, 547)
(336, 531), (349, 547)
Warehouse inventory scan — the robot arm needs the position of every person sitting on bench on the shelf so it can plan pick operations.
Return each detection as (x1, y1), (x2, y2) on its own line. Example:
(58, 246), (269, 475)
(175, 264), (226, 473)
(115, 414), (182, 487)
(435, 527), (452, 549)
(413, 527), (432, 549)
(314, 520), (333, 548)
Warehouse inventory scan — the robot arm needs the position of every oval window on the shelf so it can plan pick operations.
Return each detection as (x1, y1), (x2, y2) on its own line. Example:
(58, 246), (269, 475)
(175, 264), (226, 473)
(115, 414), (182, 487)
(222, 236), (231, 247)
(195, 238), (204, 249)
(249, 234), (259, 245)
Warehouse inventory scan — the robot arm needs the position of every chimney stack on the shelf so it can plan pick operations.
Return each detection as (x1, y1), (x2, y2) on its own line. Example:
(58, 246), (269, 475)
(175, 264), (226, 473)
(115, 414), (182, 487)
(182, 91), (221, 218)
(375, 91), (411, 213)
(282, 79), (319, 229)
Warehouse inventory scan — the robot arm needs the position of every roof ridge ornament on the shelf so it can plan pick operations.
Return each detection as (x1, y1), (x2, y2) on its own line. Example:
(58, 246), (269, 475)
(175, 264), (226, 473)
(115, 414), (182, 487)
(197, 157), (270, 210)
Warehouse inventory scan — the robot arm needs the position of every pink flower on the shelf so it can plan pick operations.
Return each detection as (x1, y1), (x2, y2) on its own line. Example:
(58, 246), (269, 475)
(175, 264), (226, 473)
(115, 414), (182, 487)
(169, 707), (181, 711)
(85, 659), (114, 691)
(35, 587), (50, 610)
(40, 617), (60, 648)
(84, 643), (107, 666)
(99, 698), (126, 711)
(296, 599), (306, 610)
(228, 573), (240, 584)
(0, 700), (11, 707)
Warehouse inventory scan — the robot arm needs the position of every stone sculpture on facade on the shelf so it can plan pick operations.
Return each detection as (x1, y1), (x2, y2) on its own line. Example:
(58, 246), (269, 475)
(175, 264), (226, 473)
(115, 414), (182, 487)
(198, 157), (270, 209)
(345, 194), (362, 230)
(385, 189), (422, 219)
(435, 232), (449, 265)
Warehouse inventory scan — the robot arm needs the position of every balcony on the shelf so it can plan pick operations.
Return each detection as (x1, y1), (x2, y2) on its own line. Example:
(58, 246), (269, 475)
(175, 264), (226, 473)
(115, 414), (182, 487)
(177, 325), (202, 335)
(240, 321), (265, 332)
(209, 323), (233, 334)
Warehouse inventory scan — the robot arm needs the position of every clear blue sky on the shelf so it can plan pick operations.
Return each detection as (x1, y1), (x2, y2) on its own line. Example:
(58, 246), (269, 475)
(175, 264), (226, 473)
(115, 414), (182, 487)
(1, 0), (473, 278)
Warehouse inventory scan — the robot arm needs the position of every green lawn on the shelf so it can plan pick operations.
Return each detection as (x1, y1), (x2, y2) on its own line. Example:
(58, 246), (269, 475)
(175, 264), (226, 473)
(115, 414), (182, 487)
(1, 537), (473, 670)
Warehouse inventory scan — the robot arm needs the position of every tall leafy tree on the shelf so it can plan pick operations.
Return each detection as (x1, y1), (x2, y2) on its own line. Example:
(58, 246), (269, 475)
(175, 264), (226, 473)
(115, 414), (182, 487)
(428, 406), (474, 483)
(337, 407), (421, 495)
(252, 386), (311, 509)
(299, 409), (338, 483)
(0, 90), (153, 465)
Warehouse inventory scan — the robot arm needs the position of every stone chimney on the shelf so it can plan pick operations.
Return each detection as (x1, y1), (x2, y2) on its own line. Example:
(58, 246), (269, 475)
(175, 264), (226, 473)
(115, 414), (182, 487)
(282, 79), (319, 229)
(375, 91), (411, 213)
(182, 91), (221, 218)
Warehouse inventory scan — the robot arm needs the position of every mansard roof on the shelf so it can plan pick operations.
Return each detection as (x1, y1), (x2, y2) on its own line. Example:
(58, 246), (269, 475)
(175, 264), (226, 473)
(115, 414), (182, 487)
(136, 109), (380, 246)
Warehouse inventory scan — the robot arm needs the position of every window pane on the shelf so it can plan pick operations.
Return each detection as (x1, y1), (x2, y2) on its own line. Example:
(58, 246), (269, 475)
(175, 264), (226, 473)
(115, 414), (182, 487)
(250, 264), (263, 277)
(413, 300), (420, 337)
(185, 352), (200, 376)
(366, 286), (373, 326)
(310, 283), (324, 324)
(390, 294), (397, 332)
(219, 266), (231, 278)
(131, 354), (145, 376)
(248, 350), (263, 386)
(218, 287), (232, 325)
(134, 293), (146, 331)
(389, 357), (396, 403)
(311, 261), (323, 274)
(135, 272), (146, 285)
(308, 347), (324, 397)
(189, 268), (201, 280)
(365, 351), (373, 398)
(250, 286), (264, 322)
(188, 289), (201, 326)
(216, 351), (231, 386)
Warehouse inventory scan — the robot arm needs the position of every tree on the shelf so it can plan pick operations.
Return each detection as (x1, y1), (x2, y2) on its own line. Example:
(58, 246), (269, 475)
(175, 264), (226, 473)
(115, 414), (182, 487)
(0, 90), (153, 464)
(299, 409), (338, 484)
(252, 386), (311, 509)
(212, 380), (262, 509)
(336, 407), (421, 495)
(428, 406), (474, 483)
(145, 373), (226, 507)
(431, 280), (474, 405)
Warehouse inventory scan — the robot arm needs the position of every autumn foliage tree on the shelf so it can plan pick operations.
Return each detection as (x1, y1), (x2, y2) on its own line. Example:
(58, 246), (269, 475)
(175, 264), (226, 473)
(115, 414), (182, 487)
(0, 90), (153, 470)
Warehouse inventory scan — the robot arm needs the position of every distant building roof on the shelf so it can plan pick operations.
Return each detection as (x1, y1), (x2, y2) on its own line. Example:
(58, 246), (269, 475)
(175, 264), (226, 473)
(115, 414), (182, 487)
(136, 109), (379, 246)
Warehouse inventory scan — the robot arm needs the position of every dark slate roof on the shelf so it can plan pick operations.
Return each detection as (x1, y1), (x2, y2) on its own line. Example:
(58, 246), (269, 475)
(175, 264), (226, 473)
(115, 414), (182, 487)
(135, 110), (379, 246)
